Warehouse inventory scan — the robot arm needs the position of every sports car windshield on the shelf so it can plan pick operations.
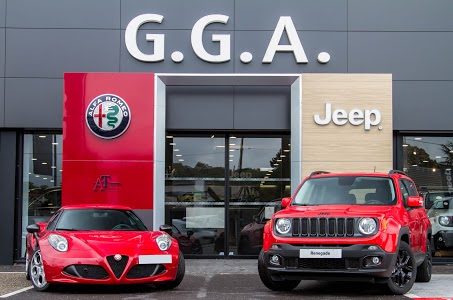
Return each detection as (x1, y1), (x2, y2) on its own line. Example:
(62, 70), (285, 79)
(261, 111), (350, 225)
(292, 176), (396, 206)
(55, 209), (148, 231)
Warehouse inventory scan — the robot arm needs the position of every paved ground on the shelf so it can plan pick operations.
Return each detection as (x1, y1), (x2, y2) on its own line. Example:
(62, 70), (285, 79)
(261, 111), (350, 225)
(1, 260), (452, 299)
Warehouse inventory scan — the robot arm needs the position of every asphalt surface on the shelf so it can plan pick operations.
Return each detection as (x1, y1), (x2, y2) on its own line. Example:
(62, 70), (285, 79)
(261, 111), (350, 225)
(1, 260), (452, 299)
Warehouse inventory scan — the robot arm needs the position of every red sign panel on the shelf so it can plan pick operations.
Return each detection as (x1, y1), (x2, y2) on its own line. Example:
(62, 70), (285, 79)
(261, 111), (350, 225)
(63, 73), (155, 209)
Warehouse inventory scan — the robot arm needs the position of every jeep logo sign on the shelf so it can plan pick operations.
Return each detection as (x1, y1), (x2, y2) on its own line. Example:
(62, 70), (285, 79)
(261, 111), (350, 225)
(314, 103), (382, 130)
(125, 14), (316, 64)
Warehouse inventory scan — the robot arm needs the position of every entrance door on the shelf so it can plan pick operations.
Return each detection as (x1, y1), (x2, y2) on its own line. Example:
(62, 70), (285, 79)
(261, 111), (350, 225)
(164, 133), (290, 257)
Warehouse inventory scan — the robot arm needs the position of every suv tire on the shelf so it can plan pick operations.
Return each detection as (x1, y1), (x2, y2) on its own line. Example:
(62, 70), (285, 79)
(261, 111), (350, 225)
(385, 241), (416, 295)
(258, 250), (300, 291)
(416, 238), (432, 282)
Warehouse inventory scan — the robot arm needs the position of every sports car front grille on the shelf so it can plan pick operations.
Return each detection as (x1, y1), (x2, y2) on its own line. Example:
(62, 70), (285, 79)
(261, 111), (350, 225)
(63, 265), (109, 279)
(126, 264), (166, 279)
(107, 255), (129, 279)
(291, 218), (356, 237)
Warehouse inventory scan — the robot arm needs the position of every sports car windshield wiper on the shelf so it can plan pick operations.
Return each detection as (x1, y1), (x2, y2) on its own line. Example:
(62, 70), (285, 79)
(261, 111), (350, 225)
(291, 203), (311, 206)
(56, 228), (79, 231)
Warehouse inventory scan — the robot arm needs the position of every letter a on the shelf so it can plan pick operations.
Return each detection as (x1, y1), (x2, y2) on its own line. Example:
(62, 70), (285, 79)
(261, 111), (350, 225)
(263, 16), (308, 63)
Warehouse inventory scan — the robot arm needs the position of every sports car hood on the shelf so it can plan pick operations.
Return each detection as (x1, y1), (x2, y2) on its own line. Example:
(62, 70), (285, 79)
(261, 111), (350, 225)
(275, 205), (394, 219)
(59, 231), (162, 255)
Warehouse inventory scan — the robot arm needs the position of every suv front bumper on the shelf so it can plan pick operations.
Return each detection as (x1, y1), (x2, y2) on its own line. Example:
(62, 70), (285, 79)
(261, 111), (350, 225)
(434, 231), (453, 249)
(263, 243), (397, 281)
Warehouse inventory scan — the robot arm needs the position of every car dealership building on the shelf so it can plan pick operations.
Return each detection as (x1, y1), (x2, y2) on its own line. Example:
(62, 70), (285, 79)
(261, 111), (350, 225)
(1, 0), (453, 264)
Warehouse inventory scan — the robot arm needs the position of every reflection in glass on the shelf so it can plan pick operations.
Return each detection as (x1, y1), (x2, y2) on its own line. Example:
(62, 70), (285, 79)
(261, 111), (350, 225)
(402, 136), (453, 258)
(230, 136), (291, 256)
(22, 133), (62, 255)
(164, 133), (291, 257)
(165, 135), (226, 256)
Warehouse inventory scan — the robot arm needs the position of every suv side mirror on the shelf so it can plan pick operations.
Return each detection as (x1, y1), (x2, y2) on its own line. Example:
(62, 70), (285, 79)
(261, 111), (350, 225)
(281, 197), (292, 208)
(407, 196), (424, 208)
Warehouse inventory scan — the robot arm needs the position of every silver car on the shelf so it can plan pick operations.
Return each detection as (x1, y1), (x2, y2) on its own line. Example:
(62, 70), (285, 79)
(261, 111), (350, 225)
(427, 197), (453, 250)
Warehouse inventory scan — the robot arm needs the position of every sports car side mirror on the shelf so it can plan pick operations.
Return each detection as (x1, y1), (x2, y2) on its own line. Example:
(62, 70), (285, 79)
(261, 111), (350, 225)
(26, 224), (40, 234)
(281, 197), (292, 208)
(159, 224), (172, 235)
(407, 196), (424, 208)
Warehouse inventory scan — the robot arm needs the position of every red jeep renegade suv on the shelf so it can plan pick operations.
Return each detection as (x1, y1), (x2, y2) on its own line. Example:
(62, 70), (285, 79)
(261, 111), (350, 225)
(258, 170), (432, 295)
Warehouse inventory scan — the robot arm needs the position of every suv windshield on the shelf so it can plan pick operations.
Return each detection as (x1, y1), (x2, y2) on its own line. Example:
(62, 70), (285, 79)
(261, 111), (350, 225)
(293, 176), (396, 206)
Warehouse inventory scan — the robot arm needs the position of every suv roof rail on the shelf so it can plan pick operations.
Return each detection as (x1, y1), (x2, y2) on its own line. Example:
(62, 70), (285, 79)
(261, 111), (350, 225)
(309, 171), (330, 178)
(388, 170), (408, 176)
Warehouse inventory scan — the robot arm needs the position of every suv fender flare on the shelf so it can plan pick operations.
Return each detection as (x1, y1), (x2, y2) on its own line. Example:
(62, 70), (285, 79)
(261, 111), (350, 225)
(385, 226), (411, 273)
(396, 226), (411, 251)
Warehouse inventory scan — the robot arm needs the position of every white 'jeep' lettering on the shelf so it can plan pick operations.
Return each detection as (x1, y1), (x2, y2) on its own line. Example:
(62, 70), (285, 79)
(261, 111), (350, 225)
(314, 103), (381, 130)
(445, 169), (453, 192)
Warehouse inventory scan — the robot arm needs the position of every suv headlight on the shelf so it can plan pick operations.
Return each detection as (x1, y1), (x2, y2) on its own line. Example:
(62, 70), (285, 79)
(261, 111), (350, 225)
(439, 216), (451, 226)
(156, 233), (172, 251)
(357, 218), (378, 235)
(275, 218), (291, 234)
(48, 234), (68, 252)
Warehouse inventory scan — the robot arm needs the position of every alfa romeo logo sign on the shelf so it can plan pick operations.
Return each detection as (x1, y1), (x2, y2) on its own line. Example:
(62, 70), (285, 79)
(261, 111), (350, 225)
(86, 94), (131, 139)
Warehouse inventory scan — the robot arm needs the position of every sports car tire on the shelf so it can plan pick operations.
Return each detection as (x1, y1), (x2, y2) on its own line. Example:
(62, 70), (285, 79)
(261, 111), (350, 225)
(25, 252), (30, 280)
(416, 238), (432, 282)
(155, 251), (185, 290)
(258, 249), (300, 291)
(29, 249), (52, 292)
(385, 241), (417, 295)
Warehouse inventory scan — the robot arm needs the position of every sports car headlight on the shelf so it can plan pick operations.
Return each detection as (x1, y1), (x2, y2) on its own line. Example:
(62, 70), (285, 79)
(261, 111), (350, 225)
(358, 218), (378, 235)
(156, 233), (172, 251)
(48, 234), (68, 252)
(439, 216), (452, 226)
(275, 218), (291, 234)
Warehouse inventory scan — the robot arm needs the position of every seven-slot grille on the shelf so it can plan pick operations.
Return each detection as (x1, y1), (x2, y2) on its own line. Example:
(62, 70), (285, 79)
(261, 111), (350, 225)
(291, 217), (356, 237)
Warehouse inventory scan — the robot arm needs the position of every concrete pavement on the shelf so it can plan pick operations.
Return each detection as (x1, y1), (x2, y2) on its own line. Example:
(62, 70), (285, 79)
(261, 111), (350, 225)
(1, 260), (453, 298)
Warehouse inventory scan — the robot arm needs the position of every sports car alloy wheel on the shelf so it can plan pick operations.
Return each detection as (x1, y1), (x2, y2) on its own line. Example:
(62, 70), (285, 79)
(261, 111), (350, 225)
(386, 241), (416, 295)
(30, 249), (51, 291)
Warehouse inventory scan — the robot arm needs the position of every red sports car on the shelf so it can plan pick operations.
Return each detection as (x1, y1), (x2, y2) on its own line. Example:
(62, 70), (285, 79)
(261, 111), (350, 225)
(25, 204), (185, 292)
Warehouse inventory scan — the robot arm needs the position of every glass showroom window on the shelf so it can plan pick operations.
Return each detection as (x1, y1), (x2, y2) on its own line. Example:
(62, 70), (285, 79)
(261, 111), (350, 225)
(402, 135), (453, 259)
(21, 133), (62, 255)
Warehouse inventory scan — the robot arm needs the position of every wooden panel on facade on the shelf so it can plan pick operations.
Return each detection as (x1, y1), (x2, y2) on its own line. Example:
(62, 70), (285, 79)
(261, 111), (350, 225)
(301, 74), (392, 177)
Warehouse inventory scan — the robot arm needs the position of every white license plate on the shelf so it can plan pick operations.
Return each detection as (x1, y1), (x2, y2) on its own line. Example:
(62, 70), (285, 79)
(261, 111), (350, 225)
(138, 255), (172, 264)
(300, 249), (342, 258)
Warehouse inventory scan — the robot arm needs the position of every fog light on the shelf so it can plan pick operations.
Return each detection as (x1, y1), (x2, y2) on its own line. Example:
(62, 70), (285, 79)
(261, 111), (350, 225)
(270, 255), (282, 266)
(270, 244), (281, 250)
(372, 257), (381, 265)
(364, 256), (382, 267)
(368, 246), (378, 251)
